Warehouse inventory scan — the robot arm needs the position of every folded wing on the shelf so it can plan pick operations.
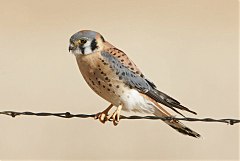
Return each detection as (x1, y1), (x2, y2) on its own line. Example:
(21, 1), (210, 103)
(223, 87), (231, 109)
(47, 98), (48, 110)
(101, 50), (197, 116)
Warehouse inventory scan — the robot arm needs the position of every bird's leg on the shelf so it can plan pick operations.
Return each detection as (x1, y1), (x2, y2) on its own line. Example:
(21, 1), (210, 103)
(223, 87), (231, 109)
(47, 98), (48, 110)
(108, 105), (122, 126)
(94, 104), (113, 123)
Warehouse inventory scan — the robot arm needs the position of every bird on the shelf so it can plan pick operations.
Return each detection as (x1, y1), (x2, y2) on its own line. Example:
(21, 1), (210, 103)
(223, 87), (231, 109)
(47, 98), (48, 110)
(68, 30), (200, 138)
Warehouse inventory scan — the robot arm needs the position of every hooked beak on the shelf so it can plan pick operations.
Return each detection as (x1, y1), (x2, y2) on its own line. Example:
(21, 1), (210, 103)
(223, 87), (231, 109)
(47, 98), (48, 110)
(68, 44), (75, 52)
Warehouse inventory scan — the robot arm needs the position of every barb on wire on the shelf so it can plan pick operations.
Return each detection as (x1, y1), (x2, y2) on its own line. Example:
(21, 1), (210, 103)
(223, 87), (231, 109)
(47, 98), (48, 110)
(0, 111), (239, 125)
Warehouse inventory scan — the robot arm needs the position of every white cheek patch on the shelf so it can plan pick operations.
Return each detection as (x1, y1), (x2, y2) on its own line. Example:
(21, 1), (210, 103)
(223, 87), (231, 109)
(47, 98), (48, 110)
(83, 41), (93, 55)
(84, 46), (92, 55)
(83, 40), (91, 47)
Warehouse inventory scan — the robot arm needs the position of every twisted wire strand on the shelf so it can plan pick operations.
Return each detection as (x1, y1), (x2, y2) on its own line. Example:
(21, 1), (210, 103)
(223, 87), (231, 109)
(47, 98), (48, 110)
(0, 111), (239, 125)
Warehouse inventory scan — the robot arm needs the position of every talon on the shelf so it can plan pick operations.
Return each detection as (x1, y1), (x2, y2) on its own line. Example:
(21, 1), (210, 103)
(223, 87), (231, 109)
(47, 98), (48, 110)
(108, 116), (113, 121)
(96, 112), (108, 124)
(95, 104), (113, 124)
(109, 105), (122, 126)
(95, 104), (122, 125)
(99, 113), (108, 123)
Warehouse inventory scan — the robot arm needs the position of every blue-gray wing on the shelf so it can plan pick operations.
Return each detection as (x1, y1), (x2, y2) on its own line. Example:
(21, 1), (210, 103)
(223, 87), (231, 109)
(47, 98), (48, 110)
(101, 51), (152, 92)
(101, 51), (197, 116)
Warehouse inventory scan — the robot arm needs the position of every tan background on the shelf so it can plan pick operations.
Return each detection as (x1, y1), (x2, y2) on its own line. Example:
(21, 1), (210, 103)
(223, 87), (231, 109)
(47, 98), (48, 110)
(0, 0), (239, 160)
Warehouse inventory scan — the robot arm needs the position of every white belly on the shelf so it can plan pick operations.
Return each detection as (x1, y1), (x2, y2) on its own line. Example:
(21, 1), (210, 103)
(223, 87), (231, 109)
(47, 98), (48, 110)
(120, 89), (155, 114)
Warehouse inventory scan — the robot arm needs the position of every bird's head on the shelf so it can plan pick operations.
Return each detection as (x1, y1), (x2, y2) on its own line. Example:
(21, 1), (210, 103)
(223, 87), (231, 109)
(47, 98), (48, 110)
(68, 30), (105, 55)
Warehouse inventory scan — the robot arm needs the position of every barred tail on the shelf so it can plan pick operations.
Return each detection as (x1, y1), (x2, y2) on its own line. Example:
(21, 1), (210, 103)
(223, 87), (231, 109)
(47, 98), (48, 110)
(153, 107), (201, 138)
(141, 93), (201, 138)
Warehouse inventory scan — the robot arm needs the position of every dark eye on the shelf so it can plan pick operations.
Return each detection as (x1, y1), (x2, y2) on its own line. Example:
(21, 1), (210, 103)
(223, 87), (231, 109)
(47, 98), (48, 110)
(80, 39), (87, 44)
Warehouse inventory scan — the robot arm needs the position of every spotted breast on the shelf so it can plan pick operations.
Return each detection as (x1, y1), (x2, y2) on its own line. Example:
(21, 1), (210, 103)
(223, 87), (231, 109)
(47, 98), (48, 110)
(75, 50), (129, 107)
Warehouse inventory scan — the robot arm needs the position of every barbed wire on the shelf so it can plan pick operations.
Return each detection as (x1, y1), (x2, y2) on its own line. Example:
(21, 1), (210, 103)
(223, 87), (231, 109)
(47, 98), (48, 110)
(0, 111), (239, 125)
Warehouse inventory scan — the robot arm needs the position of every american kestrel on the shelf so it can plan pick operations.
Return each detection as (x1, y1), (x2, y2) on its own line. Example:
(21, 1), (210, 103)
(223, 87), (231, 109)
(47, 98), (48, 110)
(69, 30), (200, 138)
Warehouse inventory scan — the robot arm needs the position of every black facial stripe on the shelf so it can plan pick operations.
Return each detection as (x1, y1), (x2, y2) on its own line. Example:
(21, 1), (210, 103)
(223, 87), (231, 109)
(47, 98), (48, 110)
(79, 46), (85, 54)
(90, 39), (98, 51)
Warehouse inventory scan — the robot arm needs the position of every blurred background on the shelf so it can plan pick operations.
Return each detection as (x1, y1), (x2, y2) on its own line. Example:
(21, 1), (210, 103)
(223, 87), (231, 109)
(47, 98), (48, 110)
(0, 0), (239, 160)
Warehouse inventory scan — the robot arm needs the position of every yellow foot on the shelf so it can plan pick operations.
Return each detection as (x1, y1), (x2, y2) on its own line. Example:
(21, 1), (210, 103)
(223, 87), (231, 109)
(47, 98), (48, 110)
(108, 105), (122, 126)
(94, 104), (113, 124)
